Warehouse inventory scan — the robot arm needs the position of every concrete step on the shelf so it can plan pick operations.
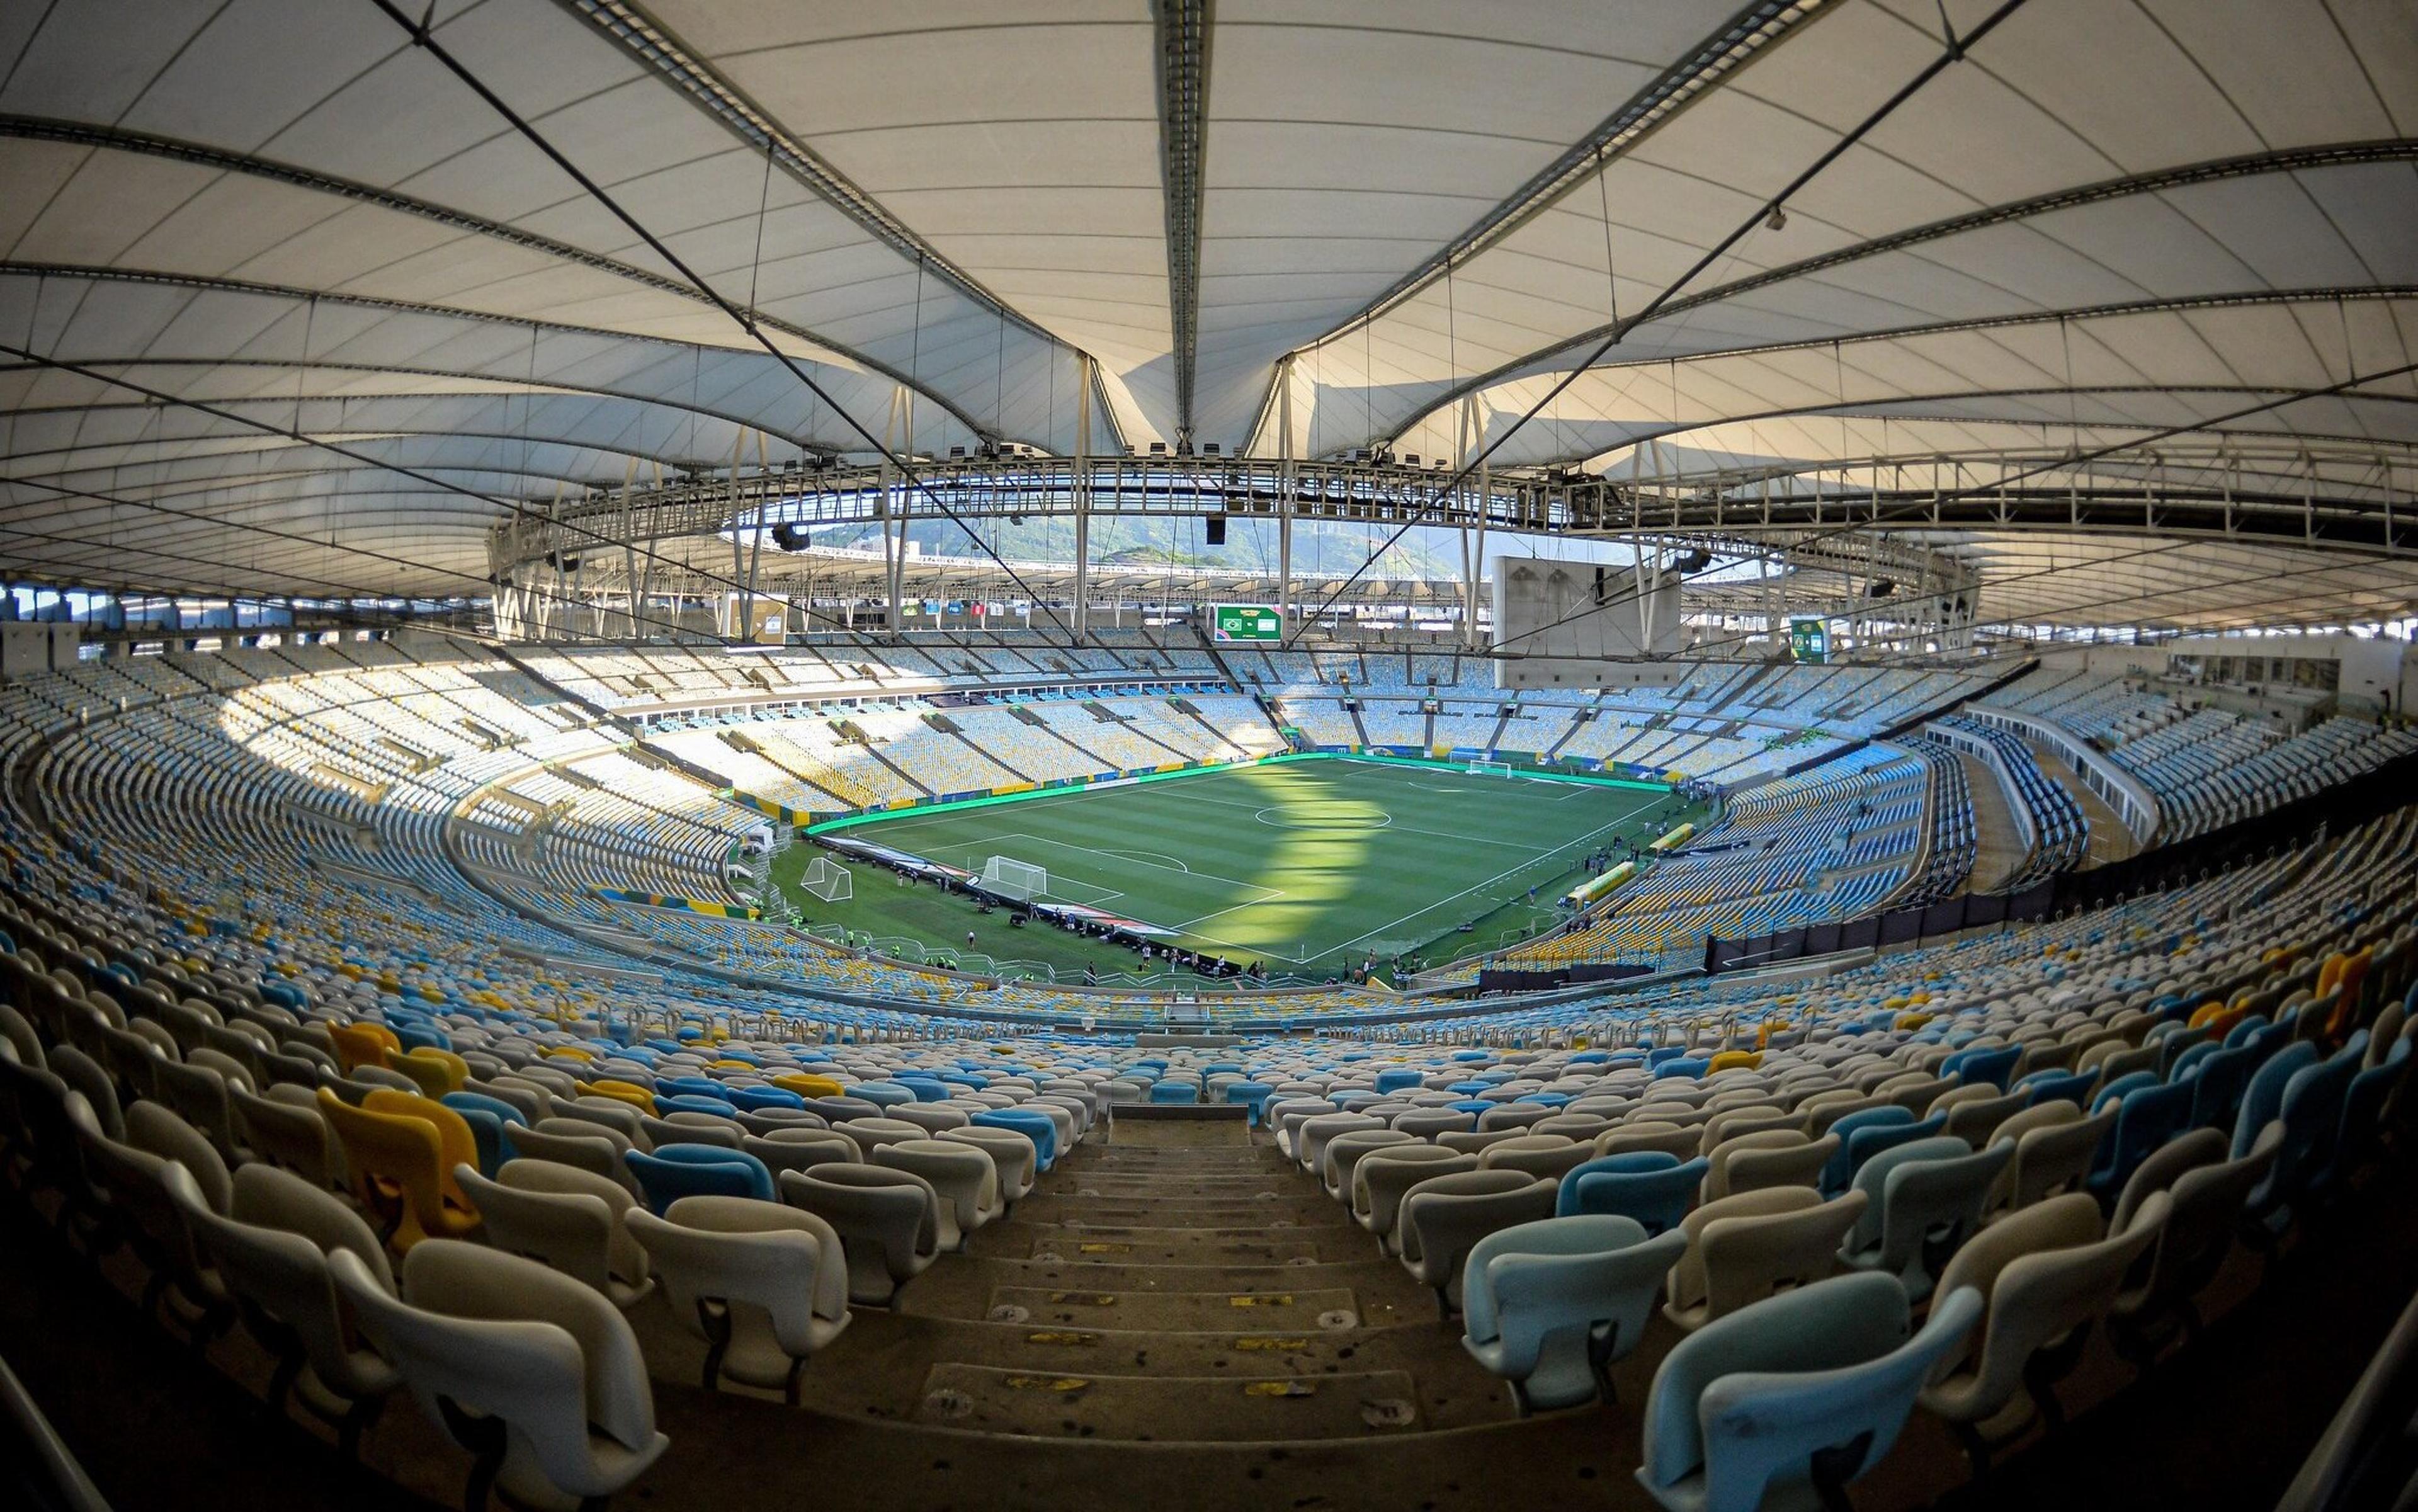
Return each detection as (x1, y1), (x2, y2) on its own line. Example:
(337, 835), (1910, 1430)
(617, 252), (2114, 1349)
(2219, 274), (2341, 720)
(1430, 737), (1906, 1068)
(899, 1254), (1433, 1324)
(975, 1285), (1365, 1333)
(912, 1361), (1424, 1441)
(1009, 1193), (1342, 1228)
(972, 1224), (1345, 1267)
(1054, 1174), (1305, 1201)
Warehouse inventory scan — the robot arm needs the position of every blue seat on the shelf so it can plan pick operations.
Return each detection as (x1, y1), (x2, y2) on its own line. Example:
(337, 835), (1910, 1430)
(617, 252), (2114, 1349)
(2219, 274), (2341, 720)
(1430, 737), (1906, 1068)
(1942, 1045), (2021, 1091)
(657, 1076), (730, 1103)
(2086, 1079), (2196, 1199)
(2232, 1041), (2319, 1159)
(2245, 1037), (2363, 1234)
(1842, 1113), (1948, 1183)
(2324, 1034), (2414, 1191)
(2018, 1069), (2099, 1110)
(725, 1084), (806, 1115)
(1374, 1069), (1424, 1094)
(1657, 1057), (1711, 1081)
(390, 1021), (451, 1054)
(623, 1144), (775, 1214)
(849, 1081), (917, 1110)
(1558, 1154), (1709, 1236)
(2165, 1039), (2222, 1084)
(1462, 1214), (1689, 1411)
(1819, 1107), (1913, 1195)
(971, 1108), (1059, 1171)
(2090, 1071), (2159, 1114)
(2222, 1014), (2273, 1050)
(1637, 1273), (1982, 1512)
(440, 1091), (526, 1178)
(1149, 1077), (1200, 1105)
(1222, 1081), (1278, 1123)
(2180, 1043), (2259, 1130)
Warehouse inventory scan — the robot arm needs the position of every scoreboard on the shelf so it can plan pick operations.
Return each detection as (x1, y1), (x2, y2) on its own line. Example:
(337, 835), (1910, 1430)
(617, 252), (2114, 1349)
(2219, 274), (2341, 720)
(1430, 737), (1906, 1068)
(1212, 604), (1283, 642)
(1788, 617), (1829, 664)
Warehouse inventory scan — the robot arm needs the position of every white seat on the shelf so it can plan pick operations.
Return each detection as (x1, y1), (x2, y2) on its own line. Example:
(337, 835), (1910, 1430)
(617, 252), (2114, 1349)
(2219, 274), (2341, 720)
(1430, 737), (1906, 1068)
(1352, 1146), (1477, 1254)
(872, 1139), (1001, 1248)
(623, 1194), (851, 1402)
(939, 1126), (1037, 1205)
(179, 1163), (402, 1458)
(331, 1239), (667, 1512)
(776, 1164), (940, 1305)
(455, 1160), (653, 1309)
(1398, 1169), (1557, 1312)
(1462, 1214), (1688, 1412)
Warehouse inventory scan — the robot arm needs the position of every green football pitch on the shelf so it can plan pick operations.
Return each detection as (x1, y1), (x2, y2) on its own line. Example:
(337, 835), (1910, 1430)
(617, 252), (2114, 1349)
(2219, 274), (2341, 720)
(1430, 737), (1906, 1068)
(781, 756), (1691, 977)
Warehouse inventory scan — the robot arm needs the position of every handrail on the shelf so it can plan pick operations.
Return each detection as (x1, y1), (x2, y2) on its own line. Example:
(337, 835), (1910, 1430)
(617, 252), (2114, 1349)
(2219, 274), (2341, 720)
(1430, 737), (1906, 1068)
(2276, 1285), (2418, 1512)
(0, 1351), (113, 1512)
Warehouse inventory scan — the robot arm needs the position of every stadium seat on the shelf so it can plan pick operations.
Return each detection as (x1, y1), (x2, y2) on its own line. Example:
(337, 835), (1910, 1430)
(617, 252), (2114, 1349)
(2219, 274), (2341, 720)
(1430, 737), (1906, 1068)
(1662, 1187), (1868, 1333)
(455, 1161), (653, 1309)
(1838, 1136), (2011, 1301)
(872, 1139), (1001, 1249)
(1919, 1191), (2169, 1471)
(328, 1241), (667, 1510)
(1637, 1273), (1982, 1512)
(623, 1195), (851, 1401)
(1354, 1146), (1477, 1253)
(1461, 1215), (1686, 1411)
(623, 1145), (776, 1214)
(180, 1164), (402, 1457)
(1397, 1169), (1557, 1312)
(776, 1165), (941, 1305)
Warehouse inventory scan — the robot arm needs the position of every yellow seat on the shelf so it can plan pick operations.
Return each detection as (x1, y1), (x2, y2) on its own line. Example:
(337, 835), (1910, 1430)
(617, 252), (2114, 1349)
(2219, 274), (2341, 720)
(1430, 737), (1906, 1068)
(542, 1045), (594, 1063)
(774, 1073), (845, 1100)
(327, 1021), (402, 1075)
(1707, 1050), (1763, 1074)
(385, 1045), (468, 1098)
(316, 1089), (482, 1251)
(585, 1079), (657, 1110)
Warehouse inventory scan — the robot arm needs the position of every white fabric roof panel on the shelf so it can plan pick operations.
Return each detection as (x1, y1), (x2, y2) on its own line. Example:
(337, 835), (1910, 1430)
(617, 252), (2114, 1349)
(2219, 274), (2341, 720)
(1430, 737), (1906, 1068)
(0, 0), (2410, 621)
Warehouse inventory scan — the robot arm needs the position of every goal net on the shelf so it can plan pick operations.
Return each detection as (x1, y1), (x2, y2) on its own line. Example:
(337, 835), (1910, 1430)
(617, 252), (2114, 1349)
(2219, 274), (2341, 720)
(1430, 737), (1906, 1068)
(1468, 759), (1514, 778)
(980, 856), (1048, 901)
(798, 856), (853, 903)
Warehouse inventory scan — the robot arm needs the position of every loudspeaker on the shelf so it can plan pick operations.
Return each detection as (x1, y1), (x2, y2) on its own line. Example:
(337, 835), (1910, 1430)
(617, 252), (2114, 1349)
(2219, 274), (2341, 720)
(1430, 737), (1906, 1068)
(1205, 516), (1227, 547)
(771, 523), (812, 552)
(1674, 548), (1713, 574)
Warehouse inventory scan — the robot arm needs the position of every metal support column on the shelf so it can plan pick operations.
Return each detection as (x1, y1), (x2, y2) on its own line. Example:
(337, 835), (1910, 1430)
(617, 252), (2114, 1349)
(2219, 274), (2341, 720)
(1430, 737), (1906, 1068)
(883, 388), (911, 634)
(1073, 355), (1093, 637)
(1277, 360), (1295, 628)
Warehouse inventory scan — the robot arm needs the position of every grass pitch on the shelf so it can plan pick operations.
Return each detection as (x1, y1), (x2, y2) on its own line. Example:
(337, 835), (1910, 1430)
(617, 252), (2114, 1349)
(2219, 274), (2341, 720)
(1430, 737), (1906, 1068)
(778, 756), (1691, 979)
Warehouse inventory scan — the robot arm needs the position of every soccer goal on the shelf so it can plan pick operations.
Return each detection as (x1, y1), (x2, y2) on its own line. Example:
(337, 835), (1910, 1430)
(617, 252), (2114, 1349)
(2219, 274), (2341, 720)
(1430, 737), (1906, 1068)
(798, 856), (853, 903)
(980, 855), (1049, 901)
(1468, 759), (1514, 778)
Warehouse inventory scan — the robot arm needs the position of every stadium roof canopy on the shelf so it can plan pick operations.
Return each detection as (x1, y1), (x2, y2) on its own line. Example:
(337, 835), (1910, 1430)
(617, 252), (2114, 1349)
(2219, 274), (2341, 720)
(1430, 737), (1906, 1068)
(2, 0), (2414, 630)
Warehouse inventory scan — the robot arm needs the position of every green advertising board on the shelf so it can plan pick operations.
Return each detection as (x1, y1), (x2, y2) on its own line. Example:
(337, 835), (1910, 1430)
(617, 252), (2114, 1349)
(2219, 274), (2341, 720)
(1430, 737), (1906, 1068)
(1212, 604), (1284, 643)
(1788, 617), (1829, 665)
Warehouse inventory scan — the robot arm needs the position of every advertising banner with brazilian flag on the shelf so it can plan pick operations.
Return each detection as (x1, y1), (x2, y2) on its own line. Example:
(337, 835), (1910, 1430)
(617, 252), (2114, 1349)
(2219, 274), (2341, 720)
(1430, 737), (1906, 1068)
(590, 887), (762, 921)
(1212, 603), (1283, 642)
